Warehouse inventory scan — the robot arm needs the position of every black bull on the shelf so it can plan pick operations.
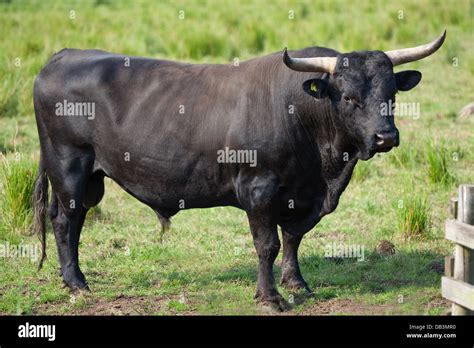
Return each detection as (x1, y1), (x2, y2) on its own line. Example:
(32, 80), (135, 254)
(33, 32), (445, 311)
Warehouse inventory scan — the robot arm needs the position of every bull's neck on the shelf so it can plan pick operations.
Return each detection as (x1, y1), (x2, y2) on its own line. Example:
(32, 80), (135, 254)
(290, 97), (358, 180)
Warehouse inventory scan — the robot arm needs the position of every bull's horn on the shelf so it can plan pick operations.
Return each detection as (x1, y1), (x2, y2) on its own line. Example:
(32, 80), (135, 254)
(385, 30), (446, 66)
(283, 48), (337, 73)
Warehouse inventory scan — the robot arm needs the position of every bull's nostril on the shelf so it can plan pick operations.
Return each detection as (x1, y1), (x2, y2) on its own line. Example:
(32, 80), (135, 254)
(375, 132), (397, 148)
(375, 134), (385, 146)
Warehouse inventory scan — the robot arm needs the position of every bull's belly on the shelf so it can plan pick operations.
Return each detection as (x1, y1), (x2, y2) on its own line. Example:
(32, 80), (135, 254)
(95, 152), (240, 213)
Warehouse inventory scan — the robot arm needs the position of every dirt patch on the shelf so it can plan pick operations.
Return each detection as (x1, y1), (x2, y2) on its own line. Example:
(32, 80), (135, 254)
(297, 295), (451, 316)
(35, 294), (196, 315)
(426, 295), (451, 314)
(71, 295), (168, 315)
(298, 298), (402, 315)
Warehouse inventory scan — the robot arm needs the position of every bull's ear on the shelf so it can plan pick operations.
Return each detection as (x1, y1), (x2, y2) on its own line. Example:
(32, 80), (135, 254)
(302, 79), (328, 99)
(395, 70), (422, 91)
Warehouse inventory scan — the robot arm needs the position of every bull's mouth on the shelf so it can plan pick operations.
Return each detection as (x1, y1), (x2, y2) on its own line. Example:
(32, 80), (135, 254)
(376, 146), (394, 153)
(358, 149), (376, 161)
(361, 133), (399, 160)
(360, 145), (394, 161)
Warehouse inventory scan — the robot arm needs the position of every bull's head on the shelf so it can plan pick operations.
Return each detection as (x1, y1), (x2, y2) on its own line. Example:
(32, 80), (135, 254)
(283, 31), (446, 160)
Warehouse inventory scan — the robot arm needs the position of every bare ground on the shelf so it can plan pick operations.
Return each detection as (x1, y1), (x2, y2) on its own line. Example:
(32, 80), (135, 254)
(28, 293), (450, 316)
(33, 294), (196, 316)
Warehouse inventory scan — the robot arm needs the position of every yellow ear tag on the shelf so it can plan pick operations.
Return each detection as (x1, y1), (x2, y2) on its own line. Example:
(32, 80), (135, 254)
(310, 82), (318, 92)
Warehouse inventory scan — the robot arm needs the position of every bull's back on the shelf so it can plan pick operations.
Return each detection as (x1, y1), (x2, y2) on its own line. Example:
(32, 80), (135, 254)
(34, 49), (254, 208)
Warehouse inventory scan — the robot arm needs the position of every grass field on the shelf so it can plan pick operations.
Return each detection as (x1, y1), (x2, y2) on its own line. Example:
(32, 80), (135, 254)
(0, 0), (473, 315)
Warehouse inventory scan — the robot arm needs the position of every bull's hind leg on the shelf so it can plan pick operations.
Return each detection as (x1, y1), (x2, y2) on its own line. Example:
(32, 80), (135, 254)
(46, 152), (103, 291)
(280, 231), (312, 294)
(49, 193), (89, 290)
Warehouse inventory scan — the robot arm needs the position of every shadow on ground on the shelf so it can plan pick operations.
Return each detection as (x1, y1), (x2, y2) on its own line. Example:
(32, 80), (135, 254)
(151, 249), (444, 302)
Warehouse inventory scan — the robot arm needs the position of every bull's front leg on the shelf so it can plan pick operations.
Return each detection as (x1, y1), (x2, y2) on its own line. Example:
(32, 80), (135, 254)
(247, 211), (289, 312)
(281, 231), (312, 294)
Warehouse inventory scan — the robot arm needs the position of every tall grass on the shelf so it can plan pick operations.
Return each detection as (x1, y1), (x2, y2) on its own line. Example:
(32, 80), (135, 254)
(396, 195), (430, 240)
(352, 161), (371, 182)
(425, 140), (456, 186)
(388, 144), (420, 169)
(0, 156), (37, 238)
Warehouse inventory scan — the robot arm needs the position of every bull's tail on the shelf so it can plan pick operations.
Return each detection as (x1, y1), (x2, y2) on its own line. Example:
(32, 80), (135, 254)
(33, 153), (48, 271)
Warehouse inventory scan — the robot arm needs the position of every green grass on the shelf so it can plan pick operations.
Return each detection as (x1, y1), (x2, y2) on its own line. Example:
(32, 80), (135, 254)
(426, 140), (456, 186)
(0, 155), (37, 240)
(396, 195), (431, 240)
(0, 0), (473, 315)
(388, 143), (420, 169)
(352, 161), (372, 182)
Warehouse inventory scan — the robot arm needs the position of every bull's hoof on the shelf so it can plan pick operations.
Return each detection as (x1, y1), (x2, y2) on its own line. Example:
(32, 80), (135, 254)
(61, 268), (89, 292)
(281, 276), (313, 295)
(63, 277), (90, 293)
(256, 293), (291, 313)
(65, 282), (91, 294)
(71, 283), (91, 294)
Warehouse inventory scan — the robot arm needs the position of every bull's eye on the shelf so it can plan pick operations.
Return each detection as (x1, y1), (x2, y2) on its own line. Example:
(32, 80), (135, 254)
(343, 95), (361, 107)
(344, 95), (358, 104)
